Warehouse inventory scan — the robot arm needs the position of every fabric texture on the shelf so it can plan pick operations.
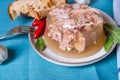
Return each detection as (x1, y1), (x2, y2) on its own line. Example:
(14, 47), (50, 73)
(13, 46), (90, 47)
(113, 0), (120, 79)
(0, 0), (118, 80)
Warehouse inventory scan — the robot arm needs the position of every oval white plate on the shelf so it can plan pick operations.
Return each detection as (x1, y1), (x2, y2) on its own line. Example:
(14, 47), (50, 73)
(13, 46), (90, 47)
(28, 9), (116, 67)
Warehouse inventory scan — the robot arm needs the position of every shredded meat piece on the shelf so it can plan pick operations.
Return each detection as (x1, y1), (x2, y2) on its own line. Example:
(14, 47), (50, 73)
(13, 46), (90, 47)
(72, 32), (86, 52)
(47, 4), (103, 52)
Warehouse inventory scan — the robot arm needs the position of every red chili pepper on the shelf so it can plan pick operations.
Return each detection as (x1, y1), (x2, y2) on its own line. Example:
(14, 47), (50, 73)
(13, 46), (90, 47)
(32, 18), (46, 27)
(33, 20), (46, 39)
(32, 19), (41, 26)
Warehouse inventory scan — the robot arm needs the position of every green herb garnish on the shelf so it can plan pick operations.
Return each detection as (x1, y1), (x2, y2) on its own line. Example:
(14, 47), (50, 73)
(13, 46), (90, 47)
(104, 23), (120, 51)
(36, 37), (45, 50)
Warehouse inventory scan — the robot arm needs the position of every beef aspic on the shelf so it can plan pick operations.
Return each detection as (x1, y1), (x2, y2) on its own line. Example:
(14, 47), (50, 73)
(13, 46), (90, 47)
(44, 4), (106, 58)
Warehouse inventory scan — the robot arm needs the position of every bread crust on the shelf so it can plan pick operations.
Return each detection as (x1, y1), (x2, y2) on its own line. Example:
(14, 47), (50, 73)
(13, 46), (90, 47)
(8, 3), (15, 20)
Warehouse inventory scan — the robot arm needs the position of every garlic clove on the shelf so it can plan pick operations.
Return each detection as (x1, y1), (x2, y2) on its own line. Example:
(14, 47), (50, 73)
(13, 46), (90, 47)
(0, 45), (8, 64)
(75, 0), (91, 5)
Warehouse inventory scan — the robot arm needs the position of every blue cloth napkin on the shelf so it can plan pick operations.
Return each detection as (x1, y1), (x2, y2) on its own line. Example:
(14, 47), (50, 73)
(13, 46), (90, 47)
(0, 0), (118, 80)
(113, 0), (120, 79)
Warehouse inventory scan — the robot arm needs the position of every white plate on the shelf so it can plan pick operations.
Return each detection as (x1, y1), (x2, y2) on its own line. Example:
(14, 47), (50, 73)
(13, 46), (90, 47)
(28, 9), (117, 67)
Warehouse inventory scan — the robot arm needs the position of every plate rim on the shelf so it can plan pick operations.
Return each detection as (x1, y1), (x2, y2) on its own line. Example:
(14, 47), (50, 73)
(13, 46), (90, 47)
(28, 8), (117, 67)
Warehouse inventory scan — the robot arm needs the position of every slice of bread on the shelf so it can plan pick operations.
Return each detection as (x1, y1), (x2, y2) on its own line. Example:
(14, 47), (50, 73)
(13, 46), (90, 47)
(8, 0), (66, 20)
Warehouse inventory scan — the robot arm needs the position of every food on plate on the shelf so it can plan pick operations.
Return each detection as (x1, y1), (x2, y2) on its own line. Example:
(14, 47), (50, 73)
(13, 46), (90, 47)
(33, 18), (46, 39)
(44, 4), (106, 58)
(8, 0), (66, 20)
(36, 37), (46, 50)
(32, 19), (42, 26)
(104, 23), (120, 52)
